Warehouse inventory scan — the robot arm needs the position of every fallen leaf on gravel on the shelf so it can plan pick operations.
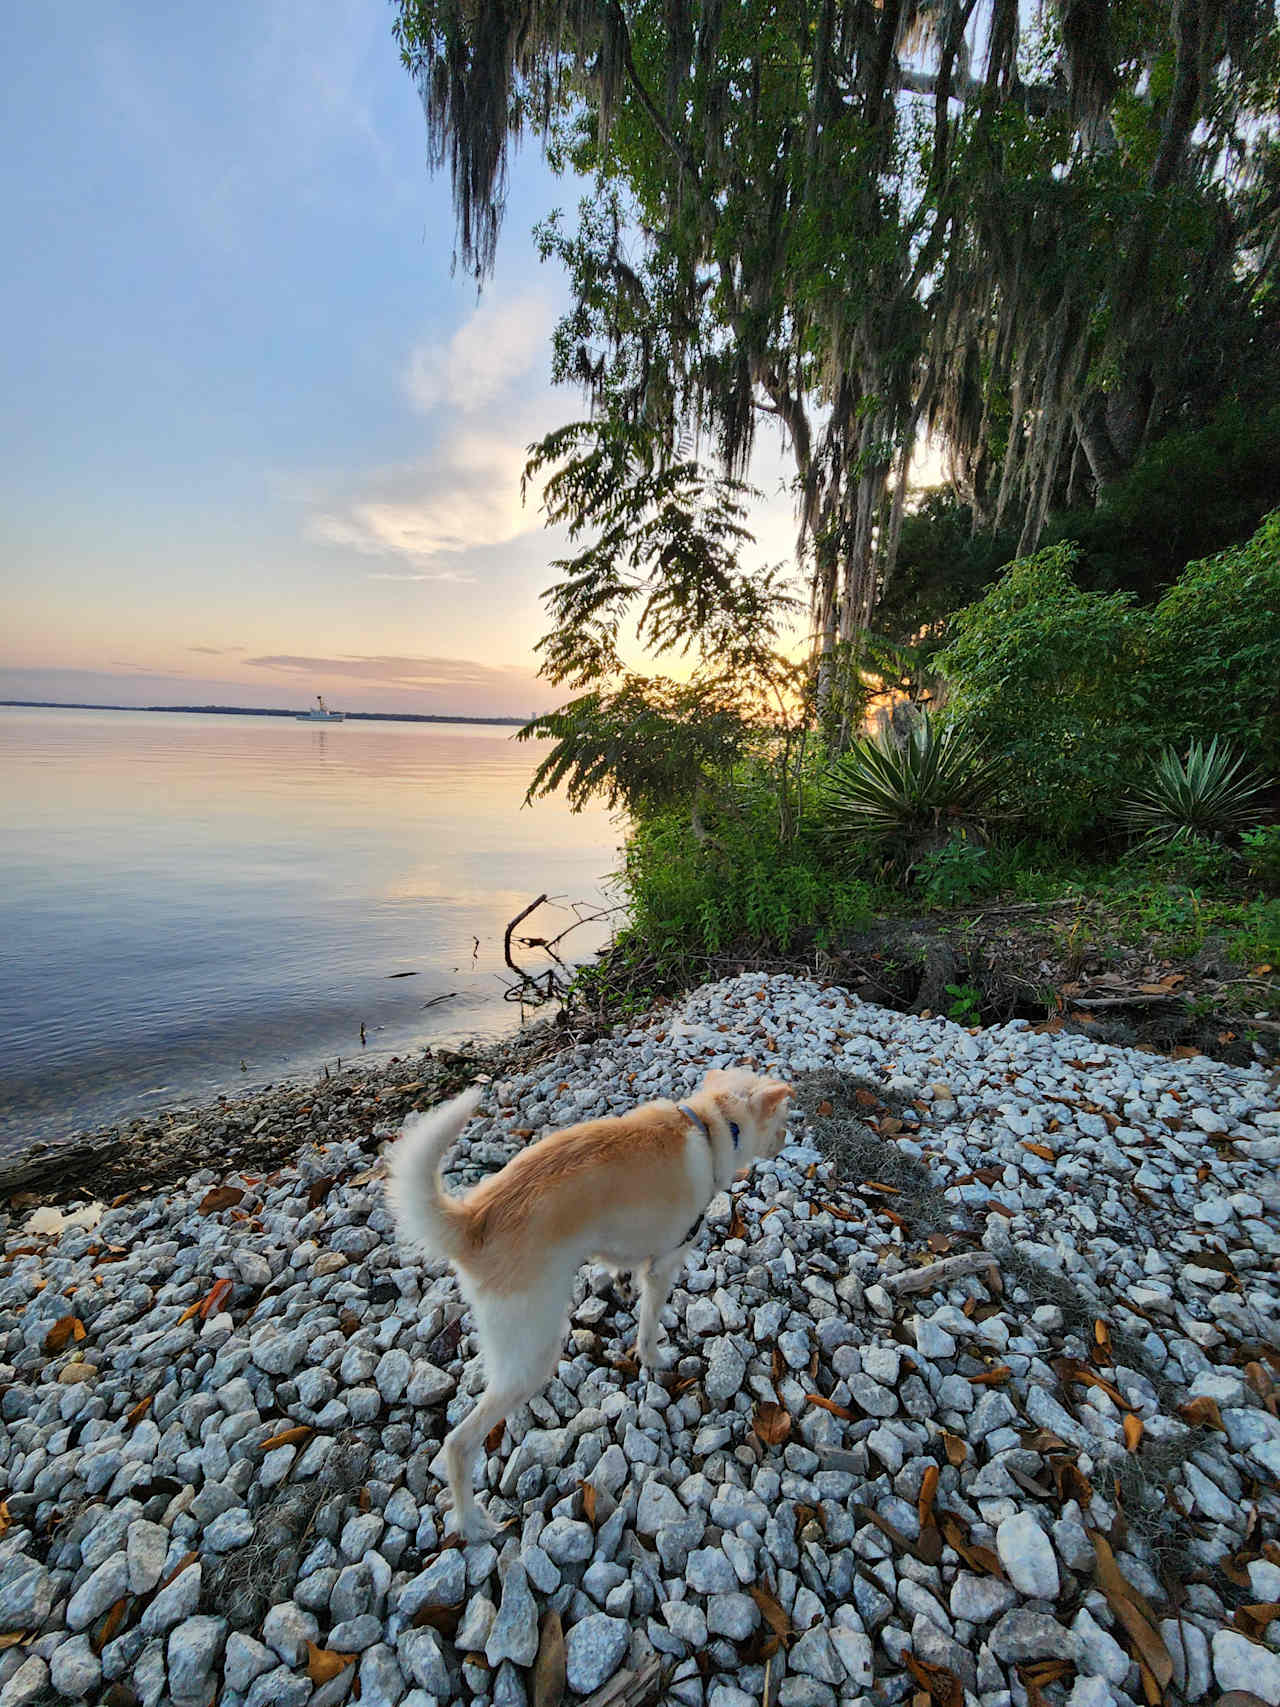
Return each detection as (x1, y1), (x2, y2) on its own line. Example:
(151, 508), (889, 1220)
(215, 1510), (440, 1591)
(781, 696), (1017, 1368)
(1124, 1415), (1145, 1451)
(178, 1276), (234, 1325)
(306, 1176), (337, 1209)
(0, 1633), (25, 1651)
(125, 1394), (153, 1429)
(484, 1421), (506, 1454)
(1245, 1362), (1274, 1399)
(817, 1100), (834, 1116)
(1093, 1319), (1114, 1363)
(93, 1598), (128, 1655)
(259, 1426), (313, 1453)
(805, 1393), (853, 1420)
(578, 1481), (597, 1528)
(1092, 1531), (1173, 1690)
(306, 1642), (354, 1685)
(904, 1650), (963, 1707)
(752, 1402), (792, 1446)
(941, 1514), (1006, 1578)
(749, 1584), (793, 1641)
(532, 1611), (566, 1707)
(1054, 1358), (1130, 1409)
(43, 1315), (86, 1353)
(943, 1432), (967, 1466)
(410, 1602), (462, 1636)
(967, 1367), (1012, 1386)
(198, 1186), (244, 1214)
(917, 1464), (939, 1530)
(0, 1502), (9, 1540)
(1179, 1395), (1225, 1431)
(1234, 1603), (1280, 1638)
(1021, 1142), (1056, 1161)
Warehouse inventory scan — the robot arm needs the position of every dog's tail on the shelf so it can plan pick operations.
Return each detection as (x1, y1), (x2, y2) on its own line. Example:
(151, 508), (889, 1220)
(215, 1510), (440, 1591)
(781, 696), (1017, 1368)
(384, 1084), (483, 1260)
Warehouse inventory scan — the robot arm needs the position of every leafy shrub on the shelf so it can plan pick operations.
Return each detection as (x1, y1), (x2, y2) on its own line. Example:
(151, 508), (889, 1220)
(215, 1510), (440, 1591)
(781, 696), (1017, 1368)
(915, 833), (994, 908)
(1043, 403), (1280, 602)
(1242, 825), (1280, 891)
(1119, 738), (1269, 848)
(1146, 508), (1280, 769)
(617, 800), (873, 991)
(820, 712), (1005, 861)
(934, 544), (1144, 837)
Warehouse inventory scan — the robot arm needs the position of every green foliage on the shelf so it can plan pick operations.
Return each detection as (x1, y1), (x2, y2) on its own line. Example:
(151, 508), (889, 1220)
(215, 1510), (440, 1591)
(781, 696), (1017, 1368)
(915, 834), (995, 909)
(1146, 509), (1280, 768)
(1242, 826), (1280, 892)
(877, 405), (1280, 640)
(517, 675), (757, 813)
(1119, 739), (1270, 849)
(1042, 404), (1280, 603)
(612, 798), (874, 993)
(524, 419), (798, 689)
(820, 713), (1006, 860)
(944, 983), (982, 1023)
(874, 492), (1018, 643)
(936, 545), (1145, 837)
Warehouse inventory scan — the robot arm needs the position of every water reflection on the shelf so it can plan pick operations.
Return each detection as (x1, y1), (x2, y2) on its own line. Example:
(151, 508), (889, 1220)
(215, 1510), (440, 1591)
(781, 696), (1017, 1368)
(0, 708), (620, 1150)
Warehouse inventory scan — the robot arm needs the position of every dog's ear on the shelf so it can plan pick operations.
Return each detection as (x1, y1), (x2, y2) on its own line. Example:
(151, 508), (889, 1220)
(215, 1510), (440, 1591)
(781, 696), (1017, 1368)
(753, 1082), (792, 1118)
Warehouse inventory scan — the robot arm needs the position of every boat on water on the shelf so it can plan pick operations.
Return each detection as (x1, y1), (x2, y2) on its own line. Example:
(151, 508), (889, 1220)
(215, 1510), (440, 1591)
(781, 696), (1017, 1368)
(296, 695), (345, 723)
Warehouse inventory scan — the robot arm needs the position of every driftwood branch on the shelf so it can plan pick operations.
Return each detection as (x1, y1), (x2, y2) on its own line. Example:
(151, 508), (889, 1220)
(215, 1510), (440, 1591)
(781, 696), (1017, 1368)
(884, 1252), (1002, 1296)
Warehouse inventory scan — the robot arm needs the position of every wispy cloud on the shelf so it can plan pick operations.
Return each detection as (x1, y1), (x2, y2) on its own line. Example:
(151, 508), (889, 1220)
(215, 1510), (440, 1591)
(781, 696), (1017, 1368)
(245, 652), (536, 690)
(305, 430), (535, 566)
(188, 644), (246, 655)
(405, 292), (556, 416)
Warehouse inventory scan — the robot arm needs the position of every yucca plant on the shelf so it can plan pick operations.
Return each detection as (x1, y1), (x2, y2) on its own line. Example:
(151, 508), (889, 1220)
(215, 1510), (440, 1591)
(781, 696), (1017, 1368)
(1120, 738), (1270, 848)
(820, 712), (1006, 860)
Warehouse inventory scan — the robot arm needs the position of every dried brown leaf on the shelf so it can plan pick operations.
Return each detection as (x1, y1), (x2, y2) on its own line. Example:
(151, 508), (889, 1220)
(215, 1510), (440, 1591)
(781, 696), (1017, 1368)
(44, 1315), (86, 1354)
(259, 1425), (313, 1453)
(752, 1402), (792, 1447)
(531, 1610), (566, 1707)
(943, 1432), (967, 1467)
(1179, 1395), (1226, 1432)
(198, 1185), (244, 1214)
(306, 1642), (354, 1685)
(1124, 1414), (1145, 1452)
(748, 1583), (793, 1640)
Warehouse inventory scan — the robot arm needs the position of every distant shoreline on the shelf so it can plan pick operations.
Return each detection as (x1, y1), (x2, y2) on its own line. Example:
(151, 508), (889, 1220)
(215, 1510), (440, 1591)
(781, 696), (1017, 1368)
(0, 699), (528, 727)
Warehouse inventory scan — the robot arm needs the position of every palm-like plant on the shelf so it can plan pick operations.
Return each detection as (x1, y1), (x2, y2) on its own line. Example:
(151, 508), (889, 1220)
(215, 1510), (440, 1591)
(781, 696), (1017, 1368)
(1120, 738), (1270, 847)
(820, 712), (1005, 858)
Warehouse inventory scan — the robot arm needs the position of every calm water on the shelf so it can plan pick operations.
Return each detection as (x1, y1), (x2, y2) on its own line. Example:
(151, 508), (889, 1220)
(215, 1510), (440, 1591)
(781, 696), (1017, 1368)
(0, 708), (620, 1152)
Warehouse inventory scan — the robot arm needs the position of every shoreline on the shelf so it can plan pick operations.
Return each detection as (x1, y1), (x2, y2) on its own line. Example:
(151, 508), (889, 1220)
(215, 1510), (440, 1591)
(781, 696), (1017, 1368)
(0, 1010), (607, 1211)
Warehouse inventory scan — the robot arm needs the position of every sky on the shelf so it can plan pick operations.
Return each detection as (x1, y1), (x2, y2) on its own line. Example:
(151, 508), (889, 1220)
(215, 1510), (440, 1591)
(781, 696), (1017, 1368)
(0, 0), (817, 719)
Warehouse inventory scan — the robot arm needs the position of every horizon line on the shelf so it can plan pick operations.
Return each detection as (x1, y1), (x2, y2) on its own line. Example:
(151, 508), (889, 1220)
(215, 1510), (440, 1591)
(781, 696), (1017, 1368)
(0, 699), (530, 727)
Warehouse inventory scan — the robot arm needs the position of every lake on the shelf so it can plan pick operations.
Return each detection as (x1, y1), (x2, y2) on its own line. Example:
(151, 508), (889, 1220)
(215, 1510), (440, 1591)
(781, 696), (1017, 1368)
(0, 707), (620, 1153)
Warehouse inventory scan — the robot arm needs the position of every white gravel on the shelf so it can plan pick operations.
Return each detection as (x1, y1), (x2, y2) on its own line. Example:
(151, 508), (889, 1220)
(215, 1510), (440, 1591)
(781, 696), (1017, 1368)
(1, 972), (1278, 1706)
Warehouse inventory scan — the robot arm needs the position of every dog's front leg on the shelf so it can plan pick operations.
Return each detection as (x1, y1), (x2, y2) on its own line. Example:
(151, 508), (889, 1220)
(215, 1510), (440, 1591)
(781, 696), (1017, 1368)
(635, 1249), (686, 1371)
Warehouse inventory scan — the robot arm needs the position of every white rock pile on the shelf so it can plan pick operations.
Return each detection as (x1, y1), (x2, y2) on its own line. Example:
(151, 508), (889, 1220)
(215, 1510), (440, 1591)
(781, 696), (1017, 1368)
(1, 972), (1277, 1707)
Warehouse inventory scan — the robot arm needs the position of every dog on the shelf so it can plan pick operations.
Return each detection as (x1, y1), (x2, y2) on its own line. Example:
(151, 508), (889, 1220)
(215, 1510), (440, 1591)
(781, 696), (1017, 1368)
(384, 1066), (793, 1539)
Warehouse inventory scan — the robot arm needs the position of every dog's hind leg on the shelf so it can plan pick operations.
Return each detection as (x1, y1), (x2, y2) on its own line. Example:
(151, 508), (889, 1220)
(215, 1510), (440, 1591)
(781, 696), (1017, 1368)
(635, 1249), (686, 1371)
(441, 1281), (569, 1541)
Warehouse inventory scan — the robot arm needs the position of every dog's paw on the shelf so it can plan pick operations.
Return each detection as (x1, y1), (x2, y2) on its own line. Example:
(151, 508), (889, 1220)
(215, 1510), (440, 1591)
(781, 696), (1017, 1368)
(454, 1507), (503, 1544)
(636, 1334), (670, 1373)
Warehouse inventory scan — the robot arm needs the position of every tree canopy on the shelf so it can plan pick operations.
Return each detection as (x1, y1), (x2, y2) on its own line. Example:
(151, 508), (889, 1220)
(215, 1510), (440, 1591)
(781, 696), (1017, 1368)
(393, 0), (1280, 690)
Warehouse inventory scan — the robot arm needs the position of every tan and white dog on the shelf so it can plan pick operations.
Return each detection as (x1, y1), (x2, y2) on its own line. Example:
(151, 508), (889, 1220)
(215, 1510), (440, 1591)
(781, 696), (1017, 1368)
(384, 1067), (793, 1539)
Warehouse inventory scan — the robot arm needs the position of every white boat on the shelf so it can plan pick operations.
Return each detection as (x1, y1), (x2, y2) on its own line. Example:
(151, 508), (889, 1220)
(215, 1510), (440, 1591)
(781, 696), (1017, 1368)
(296, 695), (345, 723)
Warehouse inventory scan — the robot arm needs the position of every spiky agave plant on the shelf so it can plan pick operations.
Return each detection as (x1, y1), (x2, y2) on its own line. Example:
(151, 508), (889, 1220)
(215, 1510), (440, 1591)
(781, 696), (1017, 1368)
(1120, 738), (1270, 848)
(820, 712), (1006, 859)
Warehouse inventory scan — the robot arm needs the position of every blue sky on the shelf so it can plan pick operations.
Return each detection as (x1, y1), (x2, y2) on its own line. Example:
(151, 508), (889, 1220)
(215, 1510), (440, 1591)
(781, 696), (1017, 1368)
(0, 1), (589, 715)
(0, 0), (820, 717)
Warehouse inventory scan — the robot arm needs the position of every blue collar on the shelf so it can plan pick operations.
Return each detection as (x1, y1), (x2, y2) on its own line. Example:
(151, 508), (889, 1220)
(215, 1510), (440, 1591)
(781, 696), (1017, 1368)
(679, 1104), (739, 1149)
